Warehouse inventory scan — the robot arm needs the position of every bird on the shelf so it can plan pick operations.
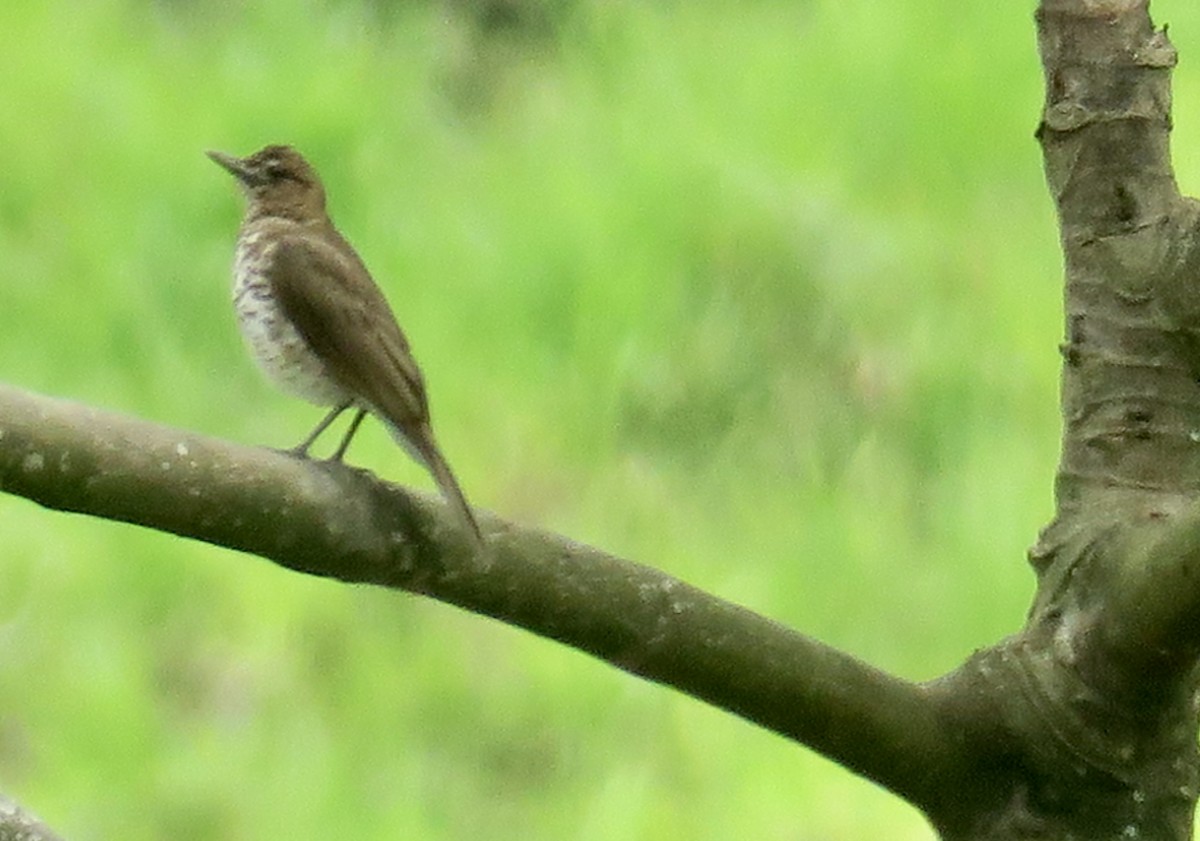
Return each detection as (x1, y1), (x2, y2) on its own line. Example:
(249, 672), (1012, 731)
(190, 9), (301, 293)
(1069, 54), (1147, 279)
(207, 144), (483, 545)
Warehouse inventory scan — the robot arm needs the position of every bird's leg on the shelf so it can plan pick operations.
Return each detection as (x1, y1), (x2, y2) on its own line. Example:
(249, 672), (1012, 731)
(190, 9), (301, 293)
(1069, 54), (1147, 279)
(329, 408), (368, 462)
(291, 401), (353, 458)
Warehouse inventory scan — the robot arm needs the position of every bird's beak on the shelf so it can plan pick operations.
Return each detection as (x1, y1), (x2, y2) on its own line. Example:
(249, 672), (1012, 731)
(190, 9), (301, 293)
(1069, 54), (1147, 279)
(206, 150), (259, 187)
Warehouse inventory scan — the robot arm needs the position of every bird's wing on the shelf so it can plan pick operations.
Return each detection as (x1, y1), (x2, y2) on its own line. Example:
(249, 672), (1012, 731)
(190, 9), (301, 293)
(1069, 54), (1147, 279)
(266, 233), (430, 430)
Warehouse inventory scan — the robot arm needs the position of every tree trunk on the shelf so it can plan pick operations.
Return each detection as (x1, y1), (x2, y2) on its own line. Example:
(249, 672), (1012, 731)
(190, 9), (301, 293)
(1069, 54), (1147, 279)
(2, 1), (1200, 838)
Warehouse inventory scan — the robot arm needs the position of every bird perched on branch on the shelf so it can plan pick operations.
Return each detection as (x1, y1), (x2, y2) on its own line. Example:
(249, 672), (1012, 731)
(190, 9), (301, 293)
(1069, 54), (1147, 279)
(208, 144), (482, 545)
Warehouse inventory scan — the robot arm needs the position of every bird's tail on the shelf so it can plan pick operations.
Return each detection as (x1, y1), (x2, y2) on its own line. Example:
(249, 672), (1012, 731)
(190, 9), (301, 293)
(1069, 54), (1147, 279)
(423, 444), (484, 547)
(386, 420), (483, 546)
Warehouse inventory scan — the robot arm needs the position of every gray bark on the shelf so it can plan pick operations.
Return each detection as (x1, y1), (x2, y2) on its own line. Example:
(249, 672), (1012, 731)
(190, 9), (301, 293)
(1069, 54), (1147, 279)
(0, 793), (65, 841)
(5, 0), (1200, 837)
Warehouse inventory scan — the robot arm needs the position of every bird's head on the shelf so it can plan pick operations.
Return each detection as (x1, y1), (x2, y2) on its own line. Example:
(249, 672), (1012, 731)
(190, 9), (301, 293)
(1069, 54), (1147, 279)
(207, 145), (327, 221)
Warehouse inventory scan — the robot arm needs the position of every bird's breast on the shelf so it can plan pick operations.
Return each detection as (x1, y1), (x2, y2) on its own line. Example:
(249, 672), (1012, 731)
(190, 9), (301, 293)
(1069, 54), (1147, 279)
(231, 232), (350, 407)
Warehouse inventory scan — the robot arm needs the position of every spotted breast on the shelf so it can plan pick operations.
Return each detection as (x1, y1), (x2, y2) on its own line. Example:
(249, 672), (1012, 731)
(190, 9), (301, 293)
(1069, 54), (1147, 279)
(231, 219), (351, 408)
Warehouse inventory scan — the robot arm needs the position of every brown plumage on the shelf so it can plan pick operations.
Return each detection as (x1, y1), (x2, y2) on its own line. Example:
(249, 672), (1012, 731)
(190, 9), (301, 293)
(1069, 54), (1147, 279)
(208, 145), (482, 545)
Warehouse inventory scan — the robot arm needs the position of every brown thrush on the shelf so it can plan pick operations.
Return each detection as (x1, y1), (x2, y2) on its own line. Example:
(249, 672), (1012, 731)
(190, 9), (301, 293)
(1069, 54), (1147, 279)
(207, 144), (482, 544)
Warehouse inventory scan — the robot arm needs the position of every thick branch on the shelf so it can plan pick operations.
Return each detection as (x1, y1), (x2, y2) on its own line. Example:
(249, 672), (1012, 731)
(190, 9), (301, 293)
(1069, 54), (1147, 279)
(1033, 0), (1200, 702)
(1008, 1), (1200, 837)
(1099, 503), (1200, 678)
(0, 382), (966, 811)
(0, 792), (66, 841)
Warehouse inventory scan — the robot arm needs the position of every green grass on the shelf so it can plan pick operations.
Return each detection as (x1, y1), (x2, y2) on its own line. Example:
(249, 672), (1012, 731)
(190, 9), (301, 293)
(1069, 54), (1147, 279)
(4, 0), (1196, 838)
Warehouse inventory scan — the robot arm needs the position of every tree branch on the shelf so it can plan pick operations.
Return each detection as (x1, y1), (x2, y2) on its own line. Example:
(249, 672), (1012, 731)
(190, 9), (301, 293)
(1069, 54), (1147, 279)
(1033, 0), (1200, 706)
(0, 792), (66, 841)
(0, 381), (965, 812)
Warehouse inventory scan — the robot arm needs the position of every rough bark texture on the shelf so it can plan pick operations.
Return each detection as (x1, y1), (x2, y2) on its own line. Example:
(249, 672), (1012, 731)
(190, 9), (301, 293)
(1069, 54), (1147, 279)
(926, 0), (1200, 837)
(5, 1), (1200, 838)
(0, 793), (65, 841)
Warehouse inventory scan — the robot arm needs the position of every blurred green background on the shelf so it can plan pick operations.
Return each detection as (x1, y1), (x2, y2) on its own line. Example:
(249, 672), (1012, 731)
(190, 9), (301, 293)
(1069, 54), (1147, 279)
(3, 0), (1199, 838)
